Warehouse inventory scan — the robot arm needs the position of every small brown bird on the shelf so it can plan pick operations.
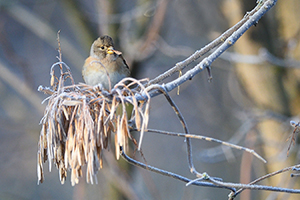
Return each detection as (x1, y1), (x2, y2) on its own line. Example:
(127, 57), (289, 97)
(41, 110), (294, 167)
(82, 35), (130, 90)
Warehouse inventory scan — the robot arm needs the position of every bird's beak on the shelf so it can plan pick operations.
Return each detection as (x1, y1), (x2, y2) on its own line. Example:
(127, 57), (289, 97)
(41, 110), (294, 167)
(107, 46), (114, 54)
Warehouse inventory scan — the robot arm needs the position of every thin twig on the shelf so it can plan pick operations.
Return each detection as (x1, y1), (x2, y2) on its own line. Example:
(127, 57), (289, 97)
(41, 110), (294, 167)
(229, 164), (300, 199)
(144, 129), (266, 163)
(146, 84), (200, 177)
(206, 176), (300, 199)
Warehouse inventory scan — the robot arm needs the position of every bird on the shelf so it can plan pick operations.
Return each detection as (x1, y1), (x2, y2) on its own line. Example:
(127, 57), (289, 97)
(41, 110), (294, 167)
(82, 35), (130, 90)
(83, 35), (133, 120)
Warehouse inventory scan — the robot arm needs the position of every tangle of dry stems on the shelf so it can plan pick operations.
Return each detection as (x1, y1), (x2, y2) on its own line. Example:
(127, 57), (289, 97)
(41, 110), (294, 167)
(37, 62), (150, 186)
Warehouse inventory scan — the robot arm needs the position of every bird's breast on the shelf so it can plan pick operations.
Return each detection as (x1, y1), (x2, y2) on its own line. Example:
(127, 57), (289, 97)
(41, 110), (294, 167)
(82, 56), (127, 90)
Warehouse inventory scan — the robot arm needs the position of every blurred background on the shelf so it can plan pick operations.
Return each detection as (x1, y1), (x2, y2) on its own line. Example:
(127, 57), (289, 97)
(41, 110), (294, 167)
(1, 0), (300, 199)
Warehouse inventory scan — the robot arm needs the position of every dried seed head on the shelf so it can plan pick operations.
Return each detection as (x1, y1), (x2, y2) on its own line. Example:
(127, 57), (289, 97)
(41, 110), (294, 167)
(37, 64), (150, 185)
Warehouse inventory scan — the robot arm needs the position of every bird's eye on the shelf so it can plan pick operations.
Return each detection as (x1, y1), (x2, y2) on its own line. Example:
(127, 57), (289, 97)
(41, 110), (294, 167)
(100, 46), (105, 50)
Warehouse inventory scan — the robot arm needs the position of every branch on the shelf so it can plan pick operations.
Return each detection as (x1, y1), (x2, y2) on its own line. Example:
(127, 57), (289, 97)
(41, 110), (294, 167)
(145, 85), (199, 176)
(144, 129), (266, 163)
(120, 146), (236, 192)
(197, 110), (288, 163)
(147, 8), (250, 86)
(121, 146), (300, 198)
(229, 164), (300, 199)
(133, 0), (278, 102)
(163, 0), (277, 93)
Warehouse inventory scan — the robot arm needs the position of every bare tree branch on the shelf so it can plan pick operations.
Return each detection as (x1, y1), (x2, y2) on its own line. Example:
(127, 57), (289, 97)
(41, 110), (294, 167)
(120, 146), (236, 192)
(131, 0), (278, 102)
(229, 164), (300, 199)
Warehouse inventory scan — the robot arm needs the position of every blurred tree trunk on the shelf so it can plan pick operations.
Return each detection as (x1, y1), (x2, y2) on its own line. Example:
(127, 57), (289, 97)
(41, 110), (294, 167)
(276, 0), (300, 115)
(222, 0), (300, 199)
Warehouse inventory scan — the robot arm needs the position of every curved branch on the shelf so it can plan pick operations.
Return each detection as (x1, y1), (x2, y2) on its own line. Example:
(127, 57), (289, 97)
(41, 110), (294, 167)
(120, 146), (236, 192)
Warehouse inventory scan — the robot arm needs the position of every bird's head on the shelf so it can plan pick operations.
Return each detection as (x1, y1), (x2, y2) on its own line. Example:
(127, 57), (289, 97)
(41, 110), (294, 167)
(90, 35), (115, 59)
